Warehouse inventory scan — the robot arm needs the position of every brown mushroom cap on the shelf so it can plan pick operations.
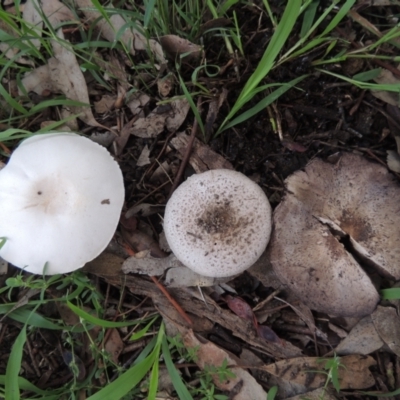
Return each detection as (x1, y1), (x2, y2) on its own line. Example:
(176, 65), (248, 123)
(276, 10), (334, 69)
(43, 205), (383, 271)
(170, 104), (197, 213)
(269, 153), (400, 317)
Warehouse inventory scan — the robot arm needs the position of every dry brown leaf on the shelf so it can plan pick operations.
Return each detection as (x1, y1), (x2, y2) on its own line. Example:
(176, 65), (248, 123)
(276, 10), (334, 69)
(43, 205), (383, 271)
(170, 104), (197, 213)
(23, 0), (43, 50)
(94, 95), (116, 113)
(127, 92), (151, 116)
(74, 0), (165, 63)
(122, 251), (174, 276)
(160, 35), (202, 62)
(83, 252), (125, 277)
(50, 29), (100, 126)
(286, 388), (338, 400)
(204, 89), (228, 139)
(131, 99), (189, 138)
(183, 330), (268, 400)
(262, 354), (376, 390)
(157, 73), (175, 97)
(121, 226), (167, 258)
(0, 20), (33, 65)
(372, 69), (400, 106)
(164, 265), (227, 287)
(42, 0), (74, 26)
(371, 305), (400, 356)
(335, 315), (384, 355)
(136, 145), (151, 167)
(105, 329), (124, 364)
(20, 64), (55, 96)
(170, 132), (234, 173)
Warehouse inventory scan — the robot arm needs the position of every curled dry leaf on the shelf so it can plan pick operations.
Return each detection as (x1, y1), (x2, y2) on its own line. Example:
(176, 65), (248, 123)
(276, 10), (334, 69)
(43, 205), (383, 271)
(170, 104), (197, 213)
(270, 153), (400, 316)
(262, 355), (376, 390)
(183, 329), (268, 400)
(160, 35), (202, 62)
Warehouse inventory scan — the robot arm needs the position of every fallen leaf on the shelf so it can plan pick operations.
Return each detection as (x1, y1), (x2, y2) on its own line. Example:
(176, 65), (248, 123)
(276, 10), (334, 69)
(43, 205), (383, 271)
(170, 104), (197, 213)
(371, 305), (400, 356)
(372, 69), (400, 106)
(286, 387), (338, 400)
(225, 295), (254, 322)
(22, 0), (43, 50)
(165, 265), (229, 287)
(75, 0), (165, 63)
(94, 95), (116, 113)
(122, 251), (175, 276)
(261, 354), (376, 390)
(183, 329), (268, 400)
(131, 99), (190, 138)
(20, 64), (56, 96)
(160, 35), (202, 62)
(49, 29), (100, 126)
(335, 315), (383, 355)
(136, 145), (151, 167)
(121, 226), (167, 258)
(170, 132), (234, 173)
(256, 325), (282, 344)
(105, 328), (124, 364)
(41, 0), (75, 27)
(157, 73), (175, 97)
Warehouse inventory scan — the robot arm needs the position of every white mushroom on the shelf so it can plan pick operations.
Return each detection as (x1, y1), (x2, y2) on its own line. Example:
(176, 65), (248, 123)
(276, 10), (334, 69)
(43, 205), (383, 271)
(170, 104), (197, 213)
(163, 169), (272, 278)
(0, 132), (124, 275)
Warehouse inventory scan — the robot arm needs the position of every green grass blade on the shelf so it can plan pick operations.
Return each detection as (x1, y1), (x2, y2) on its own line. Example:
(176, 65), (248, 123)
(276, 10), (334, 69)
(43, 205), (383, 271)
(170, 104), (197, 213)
(221, 75), (307, 133)
(162, 337), (194, 400)
(67, 301), (144, 328)
(381, 288), (400, 300)
(300, 0), (319, 38)
(148, 355), (159, 400)
(238, 0), (300, 100)
(219, 0), (300, 132)
(320, 0), (356, 37)
(87, 352), (156, 400)
(178, 74), (204, 135)
(5, 326), (26, 400)
(144, 0), (156, 28)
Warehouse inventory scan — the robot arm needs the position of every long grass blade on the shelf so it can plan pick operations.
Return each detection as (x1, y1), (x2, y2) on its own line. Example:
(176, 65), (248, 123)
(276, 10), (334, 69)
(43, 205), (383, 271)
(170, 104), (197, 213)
(5, 326), (26, 400)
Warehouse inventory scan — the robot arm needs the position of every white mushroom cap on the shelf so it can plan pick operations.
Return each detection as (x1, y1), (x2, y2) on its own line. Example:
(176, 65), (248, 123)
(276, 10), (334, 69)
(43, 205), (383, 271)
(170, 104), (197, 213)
(164, 169), (272, 277)
(0, 132), (124, 275)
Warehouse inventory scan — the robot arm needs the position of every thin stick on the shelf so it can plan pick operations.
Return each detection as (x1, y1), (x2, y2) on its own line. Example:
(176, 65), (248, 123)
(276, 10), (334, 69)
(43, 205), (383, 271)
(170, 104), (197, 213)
(150, 276), (193, 326)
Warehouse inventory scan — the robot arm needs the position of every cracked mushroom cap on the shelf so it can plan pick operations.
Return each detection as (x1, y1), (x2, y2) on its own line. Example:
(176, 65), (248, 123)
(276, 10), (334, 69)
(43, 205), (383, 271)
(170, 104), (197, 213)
(0, 132), (124, 275)
(164, 169), (272, 278)
(269, 153), (400, 317)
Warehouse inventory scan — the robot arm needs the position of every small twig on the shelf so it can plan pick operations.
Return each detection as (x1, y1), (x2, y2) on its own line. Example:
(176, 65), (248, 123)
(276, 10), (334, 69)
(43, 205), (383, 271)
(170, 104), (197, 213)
(26, 336), (41, 377)
(168, 98), (202, 199)
(150, 276), (193, 326)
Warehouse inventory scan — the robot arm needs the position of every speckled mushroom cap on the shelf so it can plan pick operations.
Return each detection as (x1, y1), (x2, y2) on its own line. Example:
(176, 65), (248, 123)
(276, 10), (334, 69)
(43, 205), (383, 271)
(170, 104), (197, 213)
(0, 132), (125, 275)
(163, 169), (272, 277)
